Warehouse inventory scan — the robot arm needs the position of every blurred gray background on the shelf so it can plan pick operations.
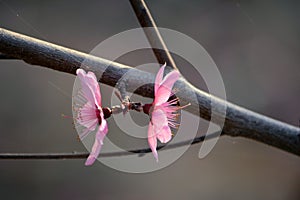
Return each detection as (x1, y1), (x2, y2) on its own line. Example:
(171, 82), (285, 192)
(0, 0), (299, 199)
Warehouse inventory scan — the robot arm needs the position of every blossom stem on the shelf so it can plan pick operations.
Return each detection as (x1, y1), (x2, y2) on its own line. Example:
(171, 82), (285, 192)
(104, 102), (147, 118)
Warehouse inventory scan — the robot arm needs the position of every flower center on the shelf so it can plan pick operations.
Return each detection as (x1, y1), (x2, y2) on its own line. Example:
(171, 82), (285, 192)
(95, 105), (102, 125)
(103, 107), (112, 119)
(142, 103), (153, 115)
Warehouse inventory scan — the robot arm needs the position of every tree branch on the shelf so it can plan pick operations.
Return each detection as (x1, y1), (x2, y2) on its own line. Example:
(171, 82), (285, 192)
(0, 28), (299, 156)
(0, 52), (14, 59)
(129, 0), (178, 70)
(0, 132), (219, 159)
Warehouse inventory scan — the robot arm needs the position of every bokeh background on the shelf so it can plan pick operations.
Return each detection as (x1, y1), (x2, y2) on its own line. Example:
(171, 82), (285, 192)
(0, 0), (299, 199)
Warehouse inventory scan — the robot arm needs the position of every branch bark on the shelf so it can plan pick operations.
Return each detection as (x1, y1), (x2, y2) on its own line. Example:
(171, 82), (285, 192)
(0, 132), (220, 159)
(0, 28), (299, 156)
(129, 0), (178, 70)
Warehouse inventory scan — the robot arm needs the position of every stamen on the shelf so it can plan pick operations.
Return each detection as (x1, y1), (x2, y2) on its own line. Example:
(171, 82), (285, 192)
(178, 102), (191, 109)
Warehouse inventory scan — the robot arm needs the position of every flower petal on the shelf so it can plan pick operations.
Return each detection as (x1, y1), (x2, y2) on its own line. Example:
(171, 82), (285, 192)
(151, 107), (172, 143)
(147, 122), (158, 162)
(76, 69), (101, 108)
(76, 69), (95, 104)
(151, 107), (168, 133)
(86, 71), (102, 107)
(154, 63), (166, 94)
(157, 125), (172, 143)
(85, 119), (108, 166)
(77, 102), (97, 127)
(154, 70), (180, 105)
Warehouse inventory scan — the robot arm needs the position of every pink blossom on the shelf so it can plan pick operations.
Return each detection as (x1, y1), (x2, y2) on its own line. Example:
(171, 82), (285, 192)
(74, 69), (109, 166)
(146, 64), (183, 161)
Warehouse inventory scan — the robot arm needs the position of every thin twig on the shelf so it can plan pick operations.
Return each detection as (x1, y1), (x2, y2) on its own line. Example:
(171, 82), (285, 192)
(0, 28), (299, 156)
(129, 0), (178, 70)
(0, 152), (88, 159)
(0, 132), (220, 159)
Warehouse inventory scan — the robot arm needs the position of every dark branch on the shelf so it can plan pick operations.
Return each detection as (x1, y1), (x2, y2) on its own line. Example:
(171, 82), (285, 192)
(0, 28), (299, 156)
(0, 132), (219, 159)
(0, 52), (15, 59)
(0, 152), (88, 160)
(129, 0), (178, 70)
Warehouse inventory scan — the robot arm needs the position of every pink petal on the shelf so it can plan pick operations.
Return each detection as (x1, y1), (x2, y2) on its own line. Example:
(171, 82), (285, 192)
(154, 70), (180, 105)
(147, 122), (158, 162)
(85, 155), (97, 166)
(76, 69), (102, 108)
(86, 71), (102, 107)
(73, 100), (99, 139)
(151, 107), (168, 133)
(85, 119), (108, 166)
(76, 69), (95, 104)
(154, 63), (166, 94)
(151, 107), (172, 143)
(77, 102), (97, 126)
(99, 115), (108, 133)
(157, 125), (172, 143)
